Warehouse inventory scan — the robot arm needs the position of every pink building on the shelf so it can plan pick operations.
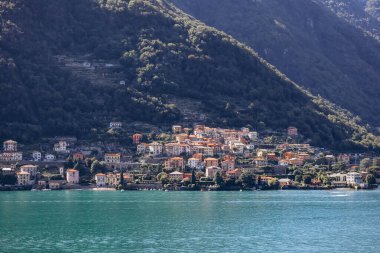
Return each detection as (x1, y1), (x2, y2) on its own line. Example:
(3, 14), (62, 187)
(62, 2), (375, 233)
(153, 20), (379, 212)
(66, 169), (79, 184)
(133, 134), (143, 145)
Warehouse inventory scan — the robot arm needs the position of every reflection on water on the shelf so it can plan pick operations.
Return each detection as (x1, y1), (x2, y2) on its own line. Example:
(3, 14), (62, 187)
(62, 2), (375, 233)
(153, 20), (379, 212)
(0, 190), (379, 253)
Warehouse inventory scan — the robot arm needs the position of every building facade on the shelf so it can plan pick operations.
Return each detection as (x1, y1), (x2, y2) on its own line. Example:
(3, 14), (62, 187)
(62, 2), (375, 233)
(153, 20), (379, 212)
(66, 169), (79, 184)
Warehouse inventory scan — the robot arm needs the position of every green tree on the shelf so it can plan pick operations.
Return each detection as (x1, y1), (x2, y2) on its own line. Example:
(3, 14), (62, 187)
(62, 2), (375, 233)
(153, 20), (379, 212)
(74, 162), (87, 176)
(302, 175), (312, 185)
(322, 176), (331, 186)
(1, 174), (17, 185)
(372, 157), (380, 167)
(268, 179), (279, 189)
(196, 171), (205, 180)
(157, 172), (169, 184)
(213, 172), (223, 186)
(65, 157), (75, 169)
(365, 174), (376, 185)
(50, 175), (64, 180)
(90, 160), (106, 174)
(191, 169), (196, 184)
(360, 158), (372, 170)
(238, 172), (255, 189)
(295, 175), (302, 183)
(117, 169), (126, 190)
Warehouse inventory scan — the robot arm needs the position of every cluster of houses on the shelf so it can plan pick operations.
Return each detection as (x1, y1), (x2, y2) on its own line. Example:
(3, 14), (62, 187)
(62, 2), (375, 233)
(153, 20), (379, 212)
(0, 164), (79, 190)
(0, 124), (378, 190)
(134, 125), (258, 158)
(0, 139), (71, 162)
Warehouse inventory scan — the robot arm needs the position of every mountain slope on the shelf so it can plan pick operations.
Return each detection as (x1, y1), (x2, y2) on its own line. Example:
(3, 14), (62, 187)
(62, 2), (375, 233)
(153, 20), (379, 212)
(319, 0), (380, 42)
(170, 0), (380, 127)
(0, 0), (379, 150)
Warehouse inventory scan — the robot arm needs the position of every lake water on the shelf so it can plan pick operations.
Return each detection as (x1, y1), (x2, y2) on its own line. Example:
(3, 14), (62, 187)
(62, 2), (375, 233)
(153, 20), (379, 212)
(0, 190), (379, 252)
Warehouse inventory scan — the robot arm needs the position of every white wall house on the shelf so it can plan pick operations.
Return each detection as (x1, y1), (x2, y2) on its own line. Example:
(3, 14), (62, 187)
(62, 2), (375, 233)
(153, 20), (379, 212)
(20, 165), (38, 178)
(3, 140), (17, 152)
(95, 173), (107, 187)
(148, 142), (163, 156)
(346, 172), (363, 186)
(54, 141), (69, 153)
(45, 154), (55, 161)
(32, 151), (42, 161)
(109, 122), (122, 129)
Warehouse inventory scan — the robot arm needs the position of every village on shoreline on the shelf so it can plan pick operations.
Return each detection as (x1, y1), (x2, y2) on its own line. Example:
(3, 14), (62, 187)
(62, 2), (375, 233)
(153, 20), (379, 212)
(0, 123), (379, 192)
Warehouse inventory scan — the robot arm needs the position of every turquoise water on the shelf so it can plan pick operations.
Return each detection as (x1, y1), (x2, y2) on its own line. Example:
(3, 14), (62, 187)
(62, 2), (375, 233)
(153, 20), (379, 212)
(0, 190), (379, 253)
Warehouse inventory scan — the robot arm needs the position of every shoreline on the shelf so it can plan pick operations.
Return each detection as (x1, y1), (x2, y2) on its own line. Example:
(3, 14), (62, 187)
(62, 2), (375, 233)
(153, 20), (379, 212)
(0, 186), (378, 192)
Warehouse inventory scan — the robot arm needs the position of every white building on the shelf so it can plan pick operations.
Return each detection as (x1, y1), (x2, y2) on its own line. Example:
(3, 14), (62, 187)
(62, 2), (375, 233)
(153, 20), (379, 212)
(278, 160), (290, 166)
(188, 158), (201, 169)
(232, 143), (245, 155)
(245, 144), (255, 150)
(137, 143), (148, 154)
(329, 173), (347, 187)
(165, 143), (190, 156)
(0, 152), (22, 161)
(199, 146), (214, 157)
(32, 151), (42, 161)
(221, 159), (235, 171)
(3, 140), (17, 152)
(248, 132), (258, 141)
(20, 165), (38, 178)
(109, 122), (122, 129)
(95, 173), (107, 187)
(54, 141), (69, 153)
(104, 153), (121, 164)
(346, 172), (363, 186)
(45, 154), (55, 161)
(1, 168), (14, 175)
(254, 157), (267, 167)
(148, 142), (163, 156)
(205, 166), (221, 178)
(169, 171), (184, 181)
(172, 125), (182, 134)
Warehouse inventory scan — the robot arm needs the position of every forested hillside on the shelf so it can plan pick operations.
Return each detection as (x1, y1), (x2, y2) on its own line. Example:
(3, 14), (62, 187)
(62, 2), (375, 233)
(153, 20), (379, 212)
(170, 0), (380, 127)
(320, 0), (380, 41)
(0, 0), (379, 150)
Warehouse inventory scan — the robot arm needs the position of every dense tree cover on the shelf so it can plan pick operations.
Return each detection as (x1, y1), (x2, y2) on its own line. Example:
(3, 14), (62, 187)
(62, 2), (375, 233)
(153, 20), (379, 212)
(366, 0), (380, 20)
(321, 0), (380, 41)
(0, 0), (180, 142)
(365, 174), (377, 185)
(170, 0), (380, 127)
(0, 0), (379, 150)
(0, 174), (17, 185)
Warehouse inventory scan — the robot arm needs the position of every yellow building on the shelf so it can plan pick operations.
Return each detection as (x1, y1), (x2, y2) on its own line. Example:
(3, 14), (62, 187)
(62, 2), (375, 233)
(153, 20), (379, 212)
(17, 171), (31, 186)
(204, 157), (218, 168)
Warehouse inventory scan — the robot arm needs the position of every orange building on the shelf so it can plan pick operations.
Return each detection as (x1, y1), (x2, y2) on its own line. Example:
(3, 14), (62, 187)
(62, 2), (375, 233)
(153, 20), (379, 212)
(164, 157), (185, 170)
(204, 157), (219, 168)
